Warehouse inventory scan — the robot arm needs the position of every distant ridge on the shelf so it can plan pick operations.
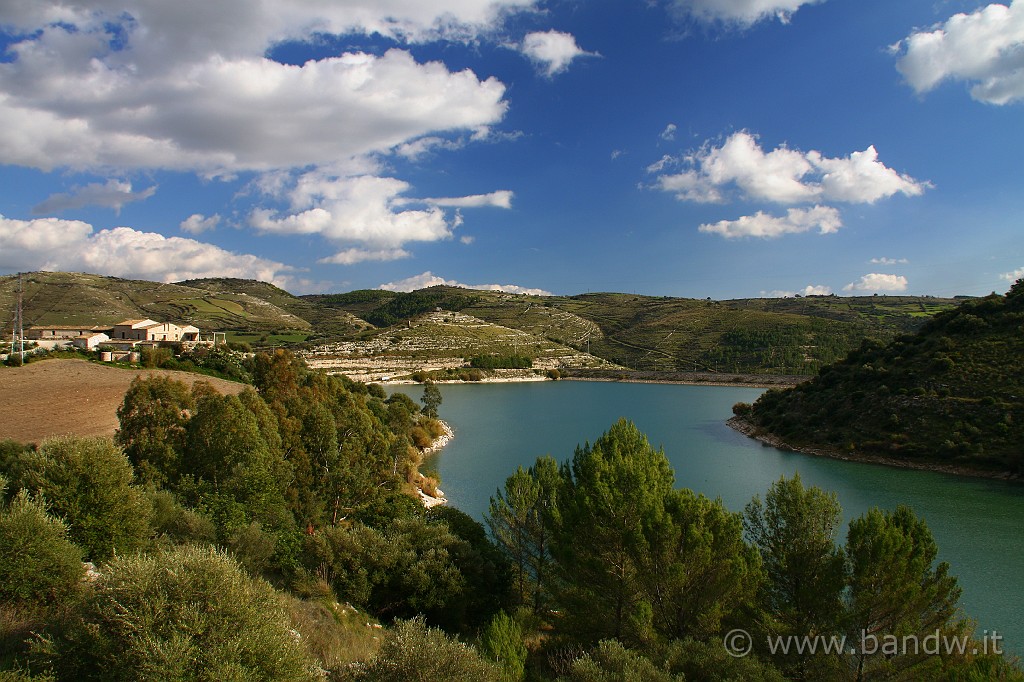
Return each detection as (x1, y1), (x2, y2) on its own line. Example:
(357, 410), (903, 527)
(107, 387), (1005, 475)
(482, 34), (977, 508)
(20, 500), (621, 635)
(1, 271), (965, 376)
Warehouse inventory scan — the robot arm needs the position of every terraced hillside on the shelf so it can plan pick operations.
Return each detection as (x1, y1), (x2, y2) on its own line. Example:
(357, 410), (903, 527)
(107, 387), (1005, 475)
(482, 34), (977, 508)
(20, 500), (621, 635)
(304, 310), (612, 381)
(321, 287), (963, 375)
(0, 272), (311, 333)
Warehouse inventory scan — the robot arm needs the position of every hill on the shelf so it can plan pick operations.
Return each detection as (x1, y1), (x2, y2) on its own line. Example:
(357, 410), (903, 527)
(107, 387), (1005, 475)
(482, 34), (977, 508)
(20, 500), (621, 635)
(0, 272), (311, 334)
(316, 287), (962, 375)
(734, 280), (1024, 476)
(2, 272), (964, 378)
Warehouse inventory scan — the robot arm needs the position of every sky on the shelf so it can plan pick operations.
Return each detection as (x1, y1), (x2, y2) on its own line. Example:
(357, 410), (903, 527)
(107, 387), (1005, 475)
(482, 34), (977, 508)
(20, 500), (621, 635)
(0, 0), (1022, 299)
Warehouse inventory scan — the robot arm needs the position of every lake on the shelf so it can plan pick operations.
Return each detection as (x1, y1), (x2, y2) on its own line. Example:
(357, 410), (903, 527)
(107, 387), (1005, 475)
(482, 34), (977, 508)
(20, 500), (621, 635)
(392, 380), (1024, 653)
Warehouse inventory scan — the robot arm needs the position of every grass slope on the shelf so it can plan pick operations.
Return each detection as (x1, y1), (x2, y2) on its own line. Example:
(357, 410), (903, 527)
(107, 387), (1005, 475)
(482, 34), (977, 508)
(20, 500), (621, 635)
(0, 272), (311, 334)
(740, 281), (1024, 475)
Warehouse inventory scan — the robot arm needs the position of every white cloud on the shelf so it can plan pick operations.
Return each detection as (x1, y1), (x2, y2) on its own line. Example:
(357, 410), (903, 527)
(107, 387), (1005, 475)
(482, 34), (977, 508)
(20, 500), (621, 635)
(32, 180), (157, 214)
(423, 190), (514, 209)
(653, 132), (927, 205)
(180, 213), (221, 234)
(843, 273), (909, 293)
(669, 0), (826, 26)
(1000, 266), (1024, 281)
(520, 30), (595, 77)
(871, 257), (909, 265)
(0, 43), (508, 174)
(318, 248), (411, 265)
(249, 172), (510, 258)
(660, 123), (678, 141)
(698, 205), (842, 239)
(894, 1), (1024, 105)
(460, 235), (476, 244)
(378, 271), (551, 295)
(0, 214), (295, 287)
(762, 284), (833, 297)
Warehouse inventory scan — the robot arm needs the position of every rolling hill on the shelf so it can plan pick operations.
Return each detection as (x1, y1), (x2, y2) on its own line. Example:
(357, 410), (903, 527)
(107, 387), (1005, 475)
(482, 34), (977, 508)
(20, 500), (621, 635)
(2, 271), (965, 378)
(734, 280), (1024, 475)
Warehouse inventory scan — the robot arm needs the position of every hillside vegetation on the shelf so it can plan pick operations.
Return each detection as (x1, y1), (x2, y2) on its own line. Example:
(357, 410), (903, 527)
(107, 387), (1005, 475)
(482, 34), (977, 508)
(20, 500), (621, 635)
(737, 280), (1024, 475)
(323, 286), (962, 375)
(0, 272), (311, 333)
(2, 272), (963, 376)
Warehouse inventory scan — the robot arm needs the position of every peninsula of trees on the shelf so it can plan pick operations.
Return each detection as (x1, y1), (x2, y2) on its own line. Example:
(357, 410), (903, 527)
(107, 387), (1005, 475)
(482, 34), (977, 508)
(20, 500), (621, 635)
(732, 280), (1024, 477)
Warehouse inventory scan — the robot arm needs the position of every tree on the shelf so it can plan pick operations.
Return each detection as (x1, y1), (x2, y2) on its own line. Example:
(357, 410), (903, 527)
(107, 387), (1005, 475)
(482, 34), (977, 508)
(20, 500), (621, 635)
(845, 505), (966, 681)
(115, 375), (194, 486)
(421, 381), (442, 420)
(20, 436), (150, 561)
(478, 611), (527, 682)
(486, 456), (560, 613)
(554, 419), (674, 644)
(43, 546), (317, 681)
(645, 489), (762, 641)
(744, 474), (846, 678)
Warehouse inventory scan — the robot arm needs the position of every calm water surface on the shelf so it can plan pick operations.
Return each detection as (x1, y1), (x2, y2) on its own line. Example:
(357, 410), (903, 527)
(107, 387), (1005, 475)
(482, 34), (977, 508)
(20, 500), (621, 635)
(393, 381), (1024, 652)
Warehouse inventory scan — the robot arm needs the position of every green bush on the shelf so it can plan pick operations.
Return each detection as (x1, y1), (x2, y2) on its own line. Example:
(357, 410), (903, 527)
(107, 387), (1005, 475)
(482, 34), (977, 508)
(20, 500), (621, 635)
(0, 485), (83, 606)
(19, 437), (151, 561)
(358, 617), (499, 681)
(43, 545), (317, 681)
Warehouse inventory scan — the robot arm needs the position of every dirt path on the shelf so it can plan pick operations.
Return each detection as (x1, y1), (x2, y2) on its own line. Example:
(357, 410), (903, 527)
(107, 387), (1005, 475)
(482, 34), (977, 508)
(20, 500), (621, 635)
(0, 359), (246, 444)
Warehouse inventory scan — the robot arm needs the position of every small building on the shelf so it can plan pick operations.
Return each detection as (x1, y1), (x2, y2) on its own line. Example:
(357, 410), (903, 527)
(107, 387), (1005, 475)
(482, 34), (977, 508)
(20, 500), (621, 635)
(26, 325), (112, 340)
(111, 319), (199, 343)
(73, 332), (110, 350)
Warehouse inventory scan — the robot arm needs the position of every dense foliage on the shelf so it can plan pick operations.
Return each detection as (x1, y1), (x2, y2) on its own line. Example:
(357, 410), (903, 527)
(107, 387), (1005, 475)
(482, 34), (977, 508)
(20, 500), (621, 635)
(1, 353), (1019, 679)
(739, 281), (1024, 473)
(470, 354), (534, 370)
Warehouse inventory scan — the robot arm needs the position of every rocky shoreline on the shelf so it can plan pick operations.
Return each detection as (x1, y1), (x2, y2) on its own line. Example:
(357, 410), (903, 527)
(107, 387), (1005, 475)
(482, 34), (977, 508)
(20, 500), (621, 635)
(416, 420), (454, 508)
(727, 416), (1020, 482)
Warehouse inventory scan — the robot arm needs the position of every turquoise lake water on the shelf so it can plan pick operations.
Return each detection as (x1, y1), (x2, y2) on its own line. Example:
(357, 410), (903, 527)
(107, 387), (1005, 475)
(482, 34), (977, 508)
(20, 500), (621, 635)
(392, 380), (1024, 653)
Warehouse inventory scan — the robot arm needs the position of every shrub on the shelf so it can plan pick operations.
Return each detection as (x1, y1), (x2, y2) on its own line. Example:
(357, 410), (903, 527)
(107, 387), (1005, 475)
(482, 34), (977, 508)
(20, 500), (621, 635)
(43, 545), (317, 681)
(358, 617), (499, 681)
(0, 485), (83, 606)
(19, 437), (151, 561)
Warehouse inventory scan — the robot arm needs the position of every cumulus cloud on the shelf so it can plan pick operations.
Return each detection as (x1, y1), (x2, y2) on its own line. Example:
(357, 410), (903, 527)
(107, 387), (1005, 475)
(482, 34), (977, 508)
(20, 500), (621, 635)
(871, 257), (909, 265)
(520, 30), (596, 77)
(180, 213), (221, 234)
(249, 171), (510, 259)
(1001, 266), (1024, 281)
(0, 41), (509, 173)
(378, 271), (552, 295)
(698, 205), (842, 239)
(0, 214), (294, 286)
(762, 284), (833, 297)
(894, 1), (1024, 105)
(660, 123), (678, 141)
(32, 180), (157, 214)
(653, 132), (927, 205)
(843, 273), (909, 293)
(669, 0), (826, 26)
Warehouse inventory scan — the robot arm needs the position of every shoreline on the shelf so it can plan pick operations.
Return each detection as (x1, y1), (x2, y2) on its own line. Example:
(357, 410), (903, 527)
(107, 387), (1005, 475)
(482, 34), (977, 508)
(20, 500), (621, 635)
(726, 415), (1021, 483)
(416, 419), (454, 508)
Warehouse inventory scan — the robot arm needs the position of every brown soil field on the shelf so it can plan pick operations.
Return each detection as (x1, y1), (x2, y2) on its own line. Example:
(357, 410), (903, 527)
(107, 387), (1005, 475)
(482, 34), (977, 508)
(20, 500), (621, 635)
(0, 359), (246, 444)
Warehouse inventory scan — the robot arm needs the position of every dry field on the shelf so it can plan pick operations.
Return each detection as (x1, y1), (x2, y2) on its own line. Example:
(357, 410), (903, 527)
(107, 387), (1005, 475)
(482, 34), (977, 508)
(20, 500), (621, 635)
(0, 359), (245, 444)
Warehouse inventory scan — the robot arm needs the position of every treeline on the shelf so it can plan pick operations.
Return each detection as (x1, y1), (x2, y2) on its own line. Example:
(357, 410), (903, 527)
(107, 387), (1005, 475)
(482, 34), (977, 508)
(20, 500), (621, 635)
(318, 288), (480, 328)
(739, 280), (1024, 473)
(470, 354), (534, 370)
(486, 419), (1019, 680)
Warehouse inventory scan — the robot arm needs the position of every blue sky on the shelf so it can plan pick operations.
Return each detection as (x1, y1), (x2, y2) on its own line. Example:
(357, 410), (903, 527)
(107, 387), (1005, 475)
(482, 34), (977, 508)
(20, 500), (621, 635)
(0, 0), (1021, 298)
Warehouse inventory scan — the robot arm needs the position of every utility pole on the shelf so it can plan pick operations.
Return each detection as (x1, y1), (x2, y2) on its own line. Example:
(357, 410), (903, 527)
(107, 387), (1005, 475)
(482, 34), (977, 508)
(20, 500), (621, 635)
(17, 272), (25, 362)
